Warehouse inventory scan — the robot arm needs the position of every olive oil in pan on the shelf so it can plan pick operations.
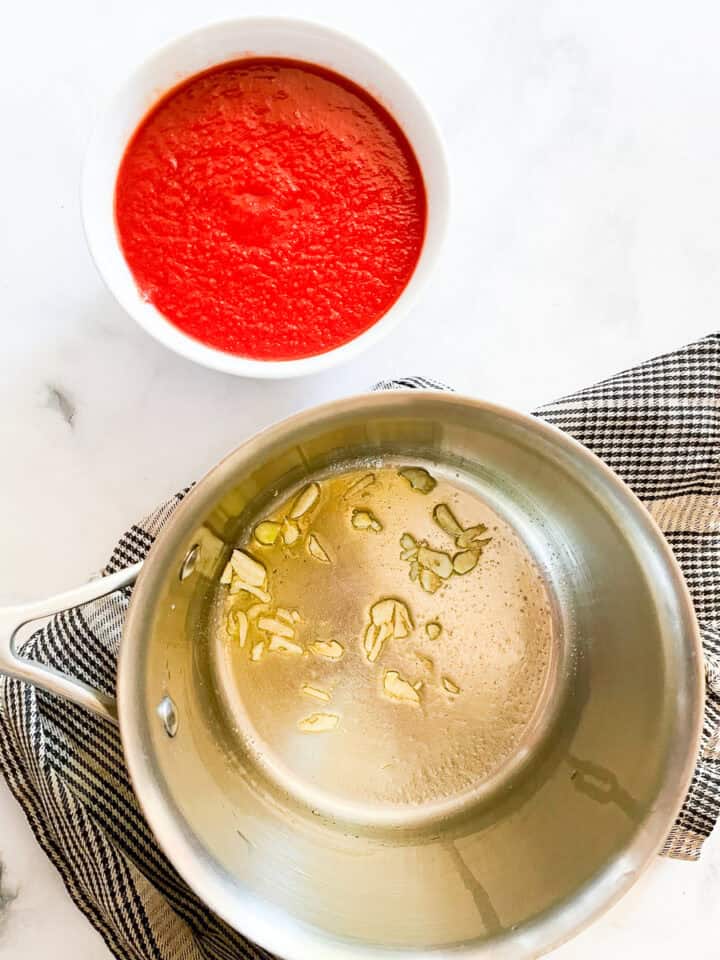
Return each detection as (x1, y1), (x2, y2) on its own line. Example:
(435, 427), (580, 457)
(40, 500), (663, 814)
(212, 463), (556, 827)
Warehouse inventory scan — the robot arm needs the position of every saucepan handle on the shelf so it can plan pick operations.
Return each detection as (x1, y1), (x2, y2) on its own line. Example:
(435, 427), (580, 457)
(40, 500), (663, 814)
(0, 562), (143, 725)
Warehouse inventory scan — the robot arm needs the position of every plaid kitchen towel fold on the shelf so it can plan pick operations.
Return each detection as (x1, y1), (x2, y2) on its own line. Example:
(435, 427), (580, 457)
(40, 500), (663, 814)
(1, 333), (719, 960)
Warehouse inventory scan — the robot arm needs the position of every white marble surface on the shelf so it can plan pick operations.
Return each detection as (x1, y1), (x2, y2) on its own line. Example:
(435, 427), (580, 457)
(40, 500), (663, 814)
(1, 0), (719, 956)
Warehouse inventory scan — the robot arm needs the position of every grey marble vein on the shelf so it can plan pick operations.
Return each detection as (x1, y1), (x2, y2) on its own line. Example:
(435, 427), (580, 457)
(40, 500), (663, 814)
(0, 856), (18, 929)
(45, 384), (76, 428)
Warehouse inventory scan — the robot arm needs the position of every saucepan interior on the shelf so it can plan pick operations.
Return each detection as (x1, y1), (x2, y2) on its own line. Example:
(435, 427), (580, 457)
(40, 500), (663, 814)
(119, 392), (702, 960)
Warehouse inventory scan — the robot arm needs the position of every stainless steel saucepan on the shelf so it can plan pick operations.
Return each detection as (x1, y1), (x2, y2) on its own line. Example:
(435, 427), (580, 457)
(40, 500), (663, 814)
(0, 392), (703, 959)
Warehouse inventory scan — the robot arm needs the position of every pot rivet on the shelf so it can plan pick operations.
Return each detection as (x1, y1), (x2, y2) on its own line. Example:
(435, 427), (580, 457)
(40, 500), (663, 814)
(157, 695), (178, 737)
(179, 544), (200, 581)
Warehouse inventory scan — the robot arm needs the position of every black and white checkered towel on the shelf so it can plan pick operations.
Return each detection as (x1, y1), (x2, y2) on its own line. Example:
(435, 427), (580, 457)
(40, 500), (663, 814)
(1, 335), (719, 960)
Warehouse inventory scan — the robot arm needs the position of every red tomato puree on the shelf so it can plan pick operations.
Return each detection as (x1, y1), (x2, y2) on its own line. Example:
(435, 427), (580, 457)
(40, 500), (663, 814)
(115, 58), (427, 360)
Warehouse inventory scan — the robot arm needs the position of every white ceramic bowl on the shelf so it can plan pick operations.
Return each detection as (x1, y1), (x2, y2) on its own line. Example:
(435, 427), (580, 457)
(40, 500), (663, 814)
(82, 17), (449, 379)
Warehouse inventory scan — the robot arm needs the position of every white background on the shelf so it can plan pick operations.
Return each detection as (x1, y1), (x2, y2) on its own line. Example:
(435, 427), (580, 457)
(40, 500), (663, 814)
(1, 0), (719, 956)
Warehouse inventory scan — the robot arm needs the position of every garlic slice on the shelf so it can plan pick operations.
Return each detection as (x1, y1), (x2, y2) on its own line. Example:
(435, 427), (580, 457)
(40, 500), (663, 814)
(289, 482), (320, 519)
(371, 599), (396, 626)
(398, 466), (437, 494)
(301, 684), (331, 702)
(254, 520), (282, 546)
(298, 712), (339, 733)
(364, 621), (392, 663)
(433, 503), (463, 538)
(364, 599), (413, 663)
(400, 532), (418, 551)
(453, 550), (479, 575)
(282, 519), (301, 545)
(351, 509), (382, 532)
(246, 602), (270, 620)
(419, 568), (442, 594)
(250, 641), (265, 662)
(229, 580), (270, 602)
(371, 598), (413, 637)
(391, 602), (413, 640)
(308, 639), (345, 660)
(455, 526), (490, 550)
(230, 550), (267, 587)
(383, 670), (420, 704)
(226, 609), (249, 647)
(417, 545), (453, 579)
(425, 621), (442, 640)
(442, 676), (461, 695)
(268, 635), (303, 655)
(307, 533), (331, 563)
(257, 616), (294, 639)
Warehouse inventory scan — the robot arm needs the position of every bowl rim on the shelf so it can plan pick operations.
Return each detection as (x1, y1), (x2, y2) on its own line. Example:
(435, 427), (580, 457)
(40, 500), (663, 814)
(120, 389), (705, 960)
(81, 15), (450, 379)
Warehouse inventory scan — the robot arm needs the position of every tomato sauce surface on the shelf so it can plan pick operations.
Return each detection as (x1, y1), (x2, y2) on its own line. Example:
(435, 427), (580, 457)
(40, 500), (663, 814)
(115, 58), (426, 360)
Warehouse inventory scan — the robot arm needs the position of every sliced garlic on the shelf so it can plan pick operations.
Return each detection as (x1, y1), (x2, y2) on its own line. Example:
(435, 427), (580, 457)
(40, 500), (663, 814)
(383, 670), (421, 704)
(268, 635), (303, 655)
(291, 609), (301, 623)
(220, 562), (233, 585)
(351, 510), (372, 530)
(307, 533), (331, 563)
(416, 652), (434, 670)
(400, 532), (418, 551)
(371, 599), (397, 626)
(364, 621), (392, 663)
(409, 561), (420, 582)
(282, 519), (301, 545)
(455, 525), (490, 550)
(253, 520), (282, 546)
(276, 607), (294, 625)
(343, 473), (376, 499)
(364, 599), (413, 663)
(417, 546), (453, 579)
(400, 547), (419, 561)
(250, 640), (265, 662)
(301, 684), (331, 702)
(308, 639), (345, 660)
(226, 609), (249, 647)
(442, 676), (461, 695)
(425, 621), (442, 640)
(391, 602), (413, 640)
(246, 602), (270, 620)
(230, 550), (267, 587)
(351, 509), (382, 532)
(257, 616), (294, 639)
(363, 624), (379, 661)
(236, 611), (249, 647)
(433, 503), (463, 538)
(453, 550), (479, 575)
(289, 482), (320, 519)
(230, 580), (270, 602)
(419, 568), (442, 594)
(298, 712), (339, 733)
(398, 466), (437, 494)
